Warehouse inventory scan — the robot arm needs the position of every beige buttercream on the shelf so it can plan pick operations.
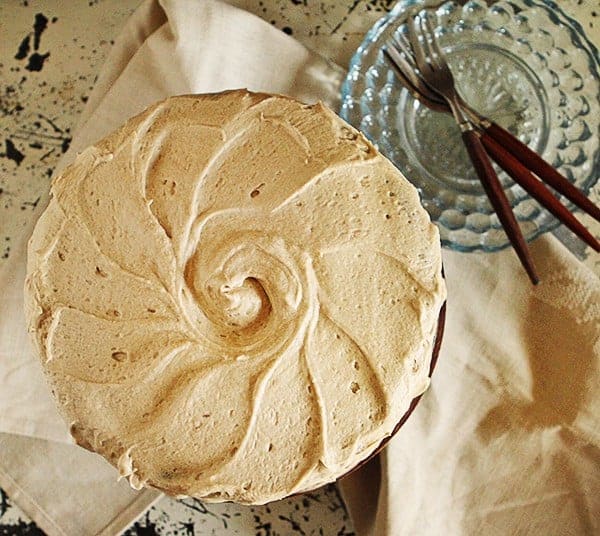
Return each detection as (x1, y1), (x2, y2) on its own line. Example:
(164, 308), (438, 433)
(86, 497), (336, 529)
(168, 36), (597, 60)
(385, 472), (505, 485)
(25, 90), (446, 504)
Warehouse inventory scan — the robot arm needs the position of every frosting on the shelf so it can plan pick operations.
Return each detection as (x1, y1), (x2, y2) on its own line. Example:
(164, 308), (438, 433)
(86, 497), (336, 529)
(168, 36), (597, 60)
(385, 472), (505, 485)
(25, 90), (446, 504)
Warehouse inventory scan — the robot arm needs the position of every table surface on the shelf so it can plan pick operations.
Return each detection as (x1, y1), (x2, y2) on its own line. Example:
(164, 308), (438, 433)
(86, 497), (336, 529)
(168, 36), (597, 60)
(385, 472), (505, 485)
(1, 0), (598, 534)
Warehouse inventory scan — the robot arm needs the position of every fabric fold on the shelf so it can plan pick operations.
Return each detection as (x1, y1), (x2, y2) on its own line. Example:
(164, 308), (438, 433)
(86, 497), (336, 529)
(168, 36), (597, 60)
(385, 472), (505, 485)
(339, 237), (600, 535)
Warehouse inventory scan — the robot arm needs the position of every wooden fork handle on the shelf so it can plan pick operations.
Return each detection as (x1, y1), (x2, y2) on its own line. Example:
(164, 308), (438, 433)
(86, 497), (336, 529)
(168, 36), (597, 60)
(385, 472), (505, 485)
(484, 122), (600, 223)
(481, 133), (600, 253)
(462, 129), (539, 284)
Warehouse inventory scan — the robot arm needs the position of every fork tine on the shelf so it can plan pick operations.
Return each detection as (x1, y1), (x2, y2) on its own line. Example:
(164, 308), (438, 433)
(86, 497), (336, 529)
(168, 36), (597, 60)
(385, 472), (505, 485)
(418, 13), (445, 75)
(423, 16), (439, 53)
(387, 38), (416, 74)
(423, 13), (443, 66)
(383, 46), (418, 88)
(386, 40), (441, 102)
(418, 14), (437, 67)
(408, 14), (430, 75)
(395, 33), (416, 66)
(383, 47), (448, 112)
(390, 33), (422, 81)
(415, 14), (429, 55)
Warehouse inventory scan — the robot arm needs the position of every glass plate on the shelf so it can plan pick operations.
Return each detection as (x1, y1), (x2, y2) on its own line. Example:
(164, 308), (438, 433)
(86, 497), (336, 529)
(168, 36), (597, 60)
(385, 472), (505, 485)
(340, 0), (600, 252)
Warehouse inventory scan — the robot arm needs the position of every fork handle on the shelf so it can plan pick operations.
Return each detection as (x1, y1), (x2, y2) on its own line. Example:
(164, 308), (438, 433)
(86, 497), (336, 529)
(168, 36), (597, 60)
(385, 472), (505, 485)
(462, 129), (539, 284)
(481, 134), (600, 253)
(483, 122), (600, 223)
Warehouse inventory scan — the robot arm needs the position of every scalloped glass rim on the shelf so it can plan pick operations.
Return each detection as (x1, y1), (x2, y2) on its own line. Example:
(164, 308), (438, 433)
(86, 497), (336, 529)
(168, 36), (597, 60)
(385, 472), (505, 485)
(340, 0), (600, 252)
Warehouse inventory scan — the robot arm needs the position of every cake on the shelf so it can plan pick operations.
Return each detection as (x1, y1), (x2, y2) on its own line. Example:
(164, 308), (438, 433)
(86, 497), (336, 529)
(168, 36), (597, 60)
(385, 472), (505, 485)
(24, 90), (446, 504)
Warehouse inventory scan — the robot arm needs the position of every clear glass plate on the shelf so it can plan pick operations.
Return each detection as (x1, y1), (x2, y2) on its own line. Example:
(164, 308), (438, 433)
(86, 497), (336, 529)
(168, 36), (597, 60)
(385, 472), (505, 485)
(340, 0), (600, 252)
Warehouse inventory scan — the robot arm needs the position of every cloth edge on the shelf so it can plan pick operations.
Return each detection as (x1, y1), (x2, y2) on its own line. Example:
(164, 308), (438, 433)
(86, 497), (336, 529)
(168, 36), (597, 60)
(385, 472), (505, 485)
(0, 463), (66, 536)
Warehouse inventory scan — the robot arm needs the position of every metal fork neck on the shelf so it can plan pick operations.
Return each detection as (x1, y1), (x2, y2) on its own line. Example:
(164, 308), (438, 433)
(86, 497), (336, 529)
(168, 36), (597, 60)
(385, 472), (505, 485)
(446, 97), (473, 131)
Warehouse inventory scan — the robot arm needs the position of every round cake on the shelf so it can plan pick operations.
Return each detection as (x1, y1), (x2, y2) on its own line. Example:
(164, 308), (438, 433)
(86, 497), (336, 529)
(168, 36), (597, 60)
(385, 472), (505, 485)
(24, 90), (446, 504)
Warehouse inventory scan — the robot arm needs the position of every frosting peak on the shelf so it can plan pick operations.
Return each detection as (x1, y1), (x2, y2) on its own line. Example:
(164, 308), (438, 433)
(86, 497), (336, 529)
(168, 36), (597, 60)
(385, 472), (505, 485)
(25, 90), (446, 504)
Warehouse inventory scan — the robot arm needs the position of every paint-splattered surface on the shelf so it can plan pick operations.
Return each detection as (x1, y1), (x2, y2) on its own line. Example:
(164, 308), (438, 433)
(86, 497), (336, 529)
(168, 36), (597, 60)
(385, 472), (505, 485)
(1, 0), (598, 534)
(1, 0), (135, 262)
(0, 483), (355, 535)
(120, 486), (354, 536)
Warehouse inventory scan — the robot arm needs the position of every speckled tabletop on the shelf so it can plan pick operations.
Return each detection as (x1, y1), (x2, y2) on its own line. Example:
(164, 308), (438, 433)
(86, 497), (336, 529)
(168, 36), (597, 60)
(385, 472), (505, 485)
(1, 0), (598, 534)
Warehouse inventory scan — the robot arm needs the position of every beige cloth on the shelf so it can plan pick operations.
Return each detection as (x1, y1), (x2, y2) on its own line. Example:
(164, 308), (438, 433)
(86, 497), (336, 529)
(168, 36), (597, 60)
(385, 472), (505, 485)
(340, 236), (600, 535)
(1, 0), (598, 534)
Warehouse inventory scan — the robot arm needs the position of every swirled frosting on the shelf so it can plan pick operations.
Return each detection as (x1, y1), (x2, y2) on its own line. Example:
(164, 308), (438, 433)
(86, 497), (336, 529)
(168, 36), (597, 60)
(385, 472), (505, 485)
(25, 90), (446, 504)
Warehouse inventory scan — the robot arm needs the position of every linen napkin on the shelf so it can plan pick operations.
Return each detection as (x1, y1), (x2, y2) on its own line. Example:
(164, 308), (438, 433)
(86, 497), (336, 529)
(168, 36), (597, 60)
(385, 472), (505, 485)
(340, 236), (600, 535)
(0, 0), (343, 534)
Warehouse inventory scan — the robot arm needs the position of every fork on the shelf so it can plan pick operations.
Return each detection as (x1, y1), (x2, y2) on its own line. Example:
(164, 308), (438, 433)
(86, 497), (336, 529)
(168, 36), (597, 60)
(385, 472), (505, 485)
(386, 32), (600, 226)
(383, 36), (600, 256)
(408, 12), (539, 284)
